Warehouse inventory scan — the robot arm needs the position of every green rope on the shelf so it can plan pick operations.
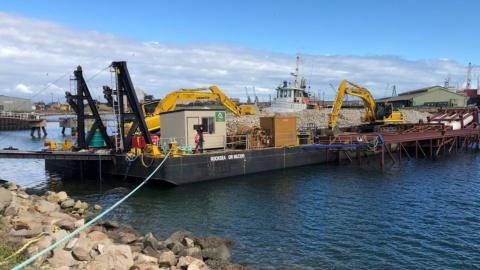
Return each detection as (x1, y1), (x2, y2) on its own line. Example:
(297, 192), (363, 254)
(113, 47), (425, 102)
(12, 151), (171, 270)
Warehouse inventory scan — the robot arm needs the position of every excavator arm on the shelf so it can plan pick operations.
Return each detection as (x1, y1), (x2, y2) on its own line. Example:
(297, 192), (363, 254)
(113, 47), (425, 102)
(151, 90), (218, 115)
(329, 80), (377, 130)
(144, 86), (256, 132)
(329, 80), (403, 130)
(208, 86), (248, 116)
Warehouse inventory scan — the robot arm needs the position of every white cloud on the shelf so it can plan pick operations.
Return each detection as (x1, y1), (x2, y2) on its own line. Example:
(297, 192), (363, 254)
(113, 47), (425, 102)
(0, 12), (472, 102)
(15, 83), (32, 94)
(254, 87), (273, 93)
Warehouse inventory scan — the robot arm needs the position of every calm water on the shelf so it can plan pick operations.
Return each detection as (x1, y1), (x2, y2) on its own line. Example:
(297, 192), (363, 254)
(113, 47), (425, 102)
(1, 122), (480, 269)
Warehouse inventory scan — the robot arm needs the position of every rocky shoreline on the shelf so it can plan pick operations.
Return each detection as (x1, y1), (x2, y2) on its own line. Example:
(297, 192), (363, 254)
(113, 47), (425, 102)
(0, 182), (250, 270)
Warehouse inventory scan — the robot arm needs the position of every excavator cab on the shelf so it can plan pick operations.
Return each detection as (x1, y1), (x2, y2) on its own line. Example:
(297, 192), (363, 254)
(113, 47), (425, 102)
(375, 102), (392, 120)
(375, 102), (404, 124)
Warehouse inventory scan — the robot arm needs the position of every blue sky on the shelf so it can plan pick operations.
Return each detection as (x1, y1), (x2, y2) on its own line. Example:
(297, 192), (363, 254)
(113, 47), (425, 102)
(1, 0), (478, 64)
(0, 1), (477, 100)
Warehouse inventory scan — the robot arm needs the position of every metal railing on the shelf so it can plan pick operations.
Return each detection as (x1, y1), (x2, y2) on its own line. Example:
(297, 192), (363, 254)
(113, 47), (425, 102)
(0, 111), (40, 120)
(156, 132), (298, 152)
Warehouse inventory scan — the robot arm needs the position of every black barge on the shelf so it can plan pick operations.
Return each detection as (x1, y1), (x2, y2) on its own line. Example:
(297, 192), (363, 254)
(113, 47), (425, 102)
(41, 146), (355, 185)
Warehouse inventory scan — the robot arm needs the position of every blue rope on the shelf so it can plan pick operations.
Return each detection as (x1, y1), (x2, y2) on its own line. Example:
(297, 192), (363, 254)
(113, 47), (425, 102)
(304, 135), (385, 150)
(12, 151), (171, 270)
(303, 144), (368, 149)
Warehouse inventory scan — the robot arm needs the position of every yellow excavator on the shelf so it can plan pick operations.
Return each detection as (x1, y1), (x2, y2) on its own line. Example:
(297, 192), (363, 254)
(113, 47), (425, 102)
(328, 80), (404, 131)
(142, 86), (256, 132)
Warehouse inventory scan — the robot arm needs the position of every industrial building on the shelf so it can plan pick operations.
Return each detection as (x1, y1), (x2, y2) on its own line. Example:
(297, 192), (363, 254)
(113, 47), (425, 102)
(0, 95), (33, 112)
(379, 86), (468, 108)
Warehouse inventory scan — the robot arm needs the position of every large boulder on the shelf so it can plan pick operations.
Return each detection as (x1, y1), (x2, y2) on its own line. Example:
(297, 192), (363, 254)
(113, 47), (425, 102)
(196, 236), (234, 249)
(10, 223), (42, 238)
(55, 219), (76, 231)
(34, 199), (59, 214)
(7, 182), (17, 191)
(201, 245), (231, 261)
(102, 220), (119, 229)
(73, 200), (83, 210)
(4, 202), (19, 216)
(87, 230), (110, 242)
(167, 240), (185, 254)
(0, 187), (12, 213)
(75, 218), (85, 228)
(12, 216), (34, 230)
(142, 245), (161, 258)
(157, 250), (177, 267)
(47, 248), (78, 268)
(36, 235), (53, 250)
(72, 238), (93, 261)
(177, 256), (210, 270)
(179, 247), (202, 259)
(119, 231), (138, 244)
(183, 237), (195, 248)
(65, 237), (78, 251)
(60, 199), (75, 209)
(165, 230), (193, 245)
(45, 191), (60, 203)
(133, 252), (159, 270)
(17, 192), (29, 199)
(94, 244), (134, 270)
(187, 259), (211, 270)
(134, 252), (158, 264)
(56, 191), (68, 201)
(143, 232), (159, 250)
(48, 211), (76, 221)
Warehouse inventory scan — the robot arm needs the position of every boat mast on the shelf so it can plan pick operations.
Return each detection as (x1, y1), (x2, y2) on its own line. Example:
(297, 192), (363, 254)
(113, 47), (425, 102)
(291, 54), (300, 88)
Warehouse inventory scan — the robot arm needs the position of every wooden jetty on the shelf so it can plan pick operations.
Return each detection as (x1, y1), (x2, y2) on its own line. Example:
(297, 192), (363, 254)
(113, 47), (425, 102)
(0, 112), (47, 137)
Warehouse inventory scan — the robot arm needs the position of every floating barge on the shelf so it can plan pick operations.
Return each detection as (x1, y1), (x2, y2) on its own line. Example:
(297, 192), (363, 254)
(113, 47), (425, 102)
(1, 121), (478, 185)
(1, 62), (479, 185)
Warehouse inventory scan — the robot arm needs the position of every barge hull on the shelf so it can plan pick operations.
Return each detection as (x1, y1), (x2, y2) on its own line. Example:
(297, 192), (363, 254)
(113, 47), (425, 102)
(104, 147), (352, 185)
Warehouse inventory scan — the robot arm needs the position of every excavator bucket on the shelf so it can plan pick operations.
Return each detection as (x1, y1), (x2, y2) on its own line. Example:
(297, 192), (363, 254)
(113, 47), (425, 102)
(239, 104), (257, 115)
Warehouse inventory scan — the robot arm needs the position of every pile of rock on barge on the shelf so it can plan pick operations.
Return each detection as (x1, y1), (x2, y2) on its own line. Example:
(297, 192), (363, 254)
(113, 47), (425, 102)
(0, 181), (250, 270)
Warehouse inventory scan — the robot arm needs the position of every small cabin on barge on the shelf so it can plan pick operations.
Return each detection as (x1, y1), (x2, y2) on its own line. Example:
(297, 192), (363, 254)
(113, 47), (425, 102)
(160, 108), (227, 150)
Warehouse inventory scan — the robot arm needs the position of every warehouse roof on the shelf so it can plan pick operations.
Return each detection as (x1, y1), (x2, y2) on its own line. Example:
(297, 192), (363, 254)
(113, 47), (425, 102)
(378, 86), (463, 102)
(0, 95), (31, 101)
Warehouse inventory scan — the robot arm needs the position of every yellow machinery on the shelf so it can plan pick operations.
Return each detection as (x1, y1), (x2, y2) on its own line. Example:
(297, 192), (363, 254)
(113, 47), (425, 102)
(44, 140), (57, 151)
(142, 86), (256, 132)
(43, 140), (73, 151)
(60, 104), (69, 112)
(60, 140), (73, 151)
(328, 80), (404, 130)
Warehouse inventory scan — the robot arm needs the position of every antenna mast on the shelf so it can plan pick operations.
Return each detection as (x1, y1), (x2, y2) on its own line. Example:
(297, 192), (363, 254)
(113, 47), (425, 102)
(291, 54), (300, 88)
(444, 74), (451, 88)
(252, 86), (259, 104)
(467, 62), (473, 89)
(245, 87), (251, 104)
